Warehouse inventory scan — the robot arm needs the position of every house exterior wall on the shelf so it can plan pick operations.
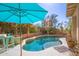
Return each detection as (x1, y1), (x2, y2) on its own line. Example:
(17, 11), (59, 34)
(70, 4), (79, 44)
(77, 4), (79, 43)
(66, 4), (79, 48)
(71, 7), (77, 43)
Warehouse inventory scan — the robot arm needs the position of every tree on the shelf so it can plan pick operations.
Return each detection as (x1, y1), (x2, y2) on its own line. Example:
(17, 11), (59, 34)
(43, 14), (58, 29)
(0, 22), (16, 34)
(49, 14), (58, 28)
(57, 22), (63, 30)
(65, 19), (72, 34)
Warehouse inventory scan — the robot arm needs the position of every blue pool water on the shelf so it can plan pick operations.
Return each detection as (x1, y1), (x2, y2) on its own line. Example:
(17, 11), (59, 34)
(23, 36), (62, 51)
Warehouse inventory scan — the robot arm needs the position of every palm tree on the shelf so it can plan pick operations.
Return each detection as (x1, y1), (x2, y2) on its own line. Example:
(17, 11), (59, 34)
(49, 14), (58, 28)
(66, 19), (72, 34)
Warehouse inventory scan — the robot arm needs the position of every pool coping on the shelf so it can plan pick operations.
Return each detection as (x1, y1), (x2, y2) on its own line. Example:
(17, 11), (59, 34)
(22, 35), (68, 49)
(21, 35), (69, 56)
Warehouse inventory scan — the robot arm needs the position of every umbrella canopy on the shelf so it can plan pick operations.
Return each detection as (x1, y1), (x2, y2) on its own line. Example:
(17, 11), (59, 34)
(0, 3), (47, 56)
(0, 3), (47, 24)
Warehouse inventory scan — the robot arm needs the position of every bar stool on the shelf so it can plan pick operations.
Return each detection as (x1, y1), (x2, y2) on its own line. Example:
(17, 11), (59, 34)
(5, 35), (15, 49)
(0, 36), (6, 48)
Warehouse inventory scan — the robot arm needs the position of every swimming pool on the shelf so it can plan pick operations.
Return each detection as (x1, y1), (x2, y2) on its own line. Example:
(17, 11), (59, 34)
(23, 35), (62, 51)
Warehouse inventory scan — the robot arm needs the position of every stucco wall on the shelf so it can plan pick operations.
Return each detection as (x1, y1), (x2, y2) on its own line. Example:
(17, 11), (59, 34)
(76, 4), (79, 43)
(71, 4), (79, 44)
(71, 6), (77, 43)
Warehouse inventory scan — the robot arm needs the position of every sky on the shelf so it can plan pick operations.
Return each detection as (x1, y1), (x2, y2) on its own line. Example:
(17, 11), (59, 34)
(34, 3), (69, 28)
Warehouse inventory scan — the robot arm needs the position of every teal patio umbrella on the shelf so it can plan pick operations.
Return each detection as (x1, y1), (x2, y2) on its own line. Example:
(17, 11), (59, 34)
(0, 3), (47, 56)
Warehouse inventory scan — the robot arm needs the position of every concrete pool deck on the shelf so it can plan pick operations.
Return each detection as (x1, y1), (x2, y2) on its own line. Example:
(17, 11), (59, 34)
(0, 37), (73, 56)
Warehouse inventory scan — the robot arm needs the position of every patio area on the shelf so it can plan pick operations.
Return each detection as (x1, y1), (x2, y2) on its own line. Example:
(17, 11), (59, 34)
(0, 37), (73, 56)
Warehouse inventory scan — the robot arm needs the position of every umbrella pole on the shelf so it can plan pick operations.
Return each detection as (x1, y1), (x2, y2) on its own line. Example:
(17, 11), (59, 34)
(19, 3), (22, 56)
(19, 24), (22, 56)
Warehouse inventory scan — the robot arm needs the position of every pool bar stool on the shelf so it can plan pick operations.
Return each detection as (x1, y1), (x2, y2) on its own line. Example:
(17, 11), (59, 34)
(0, 36), (6, 48)
(5, 36), (15, 49)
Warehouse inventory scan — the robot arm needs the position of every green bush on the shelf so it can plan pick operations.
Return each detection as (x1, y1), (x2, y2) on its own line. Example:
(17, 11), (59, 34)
(29, 28), (37, 33)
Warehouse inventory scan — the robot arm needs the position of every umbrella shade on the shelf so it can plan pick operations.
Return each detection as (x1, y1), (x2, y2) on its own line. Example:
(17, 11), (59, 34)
(0, 3), (47, 56)
(0, 3), (47, 24)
